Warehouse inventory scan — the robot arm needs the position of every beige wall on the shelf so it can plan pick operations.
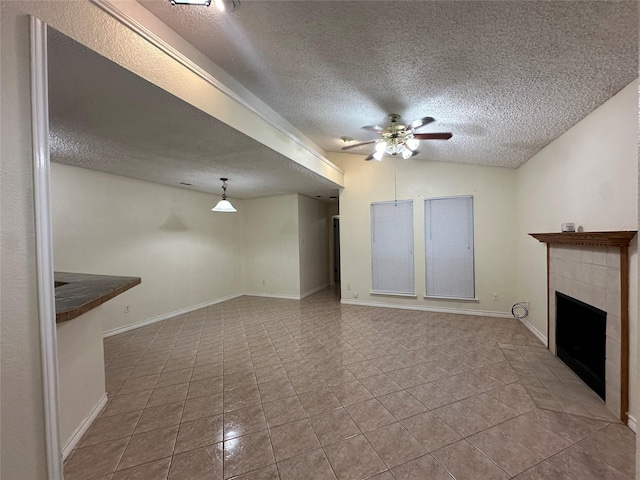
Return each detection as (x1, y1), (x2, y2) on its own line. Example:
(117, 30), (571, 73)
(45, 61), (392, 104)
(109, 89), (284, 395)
(52, 166), (335, 317)
(243, 195), (301, 298)
(298, 194), (331, 296)
(56, 309), (106, 450)
(330, 152), (518, 315)
(515, 80), (639, 424)
(52, 163), (245, 334)
(3, 3), (638, 480)
(0, 3), (48, 478)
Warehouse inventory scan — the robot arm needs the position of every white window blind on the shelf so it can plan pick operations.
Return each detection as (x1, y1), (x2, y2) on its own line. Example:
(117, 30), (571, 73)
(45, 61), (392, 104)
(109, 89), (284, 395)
(371, 200), (414, 295)
(425, 196), (475, 298)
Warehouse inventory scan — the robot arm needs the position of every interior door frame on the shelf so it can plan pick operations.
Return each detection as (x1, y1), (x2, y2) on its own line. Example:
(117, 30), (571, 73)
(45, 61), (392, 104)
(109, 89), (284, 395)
(30, 15), (63, 479)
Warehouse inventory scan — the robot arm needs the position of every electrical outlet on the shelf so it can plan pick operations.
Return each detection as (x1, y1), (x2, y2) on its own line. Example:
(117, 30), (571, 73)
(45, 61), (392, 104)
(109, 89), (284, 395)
(124, 305), (130, 314)
(353, 293), (358, 299)
(492, 293), (499, 301)
(262, 280), (266, 286)
(347, 283), (351, 291)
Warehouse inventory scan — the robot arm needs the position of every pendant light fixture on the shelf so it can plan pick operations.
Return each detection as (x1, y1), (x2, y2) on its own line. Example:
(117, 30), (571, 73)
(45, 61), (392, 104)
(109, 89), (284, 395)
(212, 178), (237, 212)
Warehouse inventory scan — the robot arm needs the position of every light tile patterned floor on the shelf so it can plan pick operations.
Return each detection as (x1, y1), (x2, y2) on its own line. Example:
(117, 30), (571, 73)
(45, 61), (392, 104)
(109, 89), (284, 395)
(64, 288), (636, 480)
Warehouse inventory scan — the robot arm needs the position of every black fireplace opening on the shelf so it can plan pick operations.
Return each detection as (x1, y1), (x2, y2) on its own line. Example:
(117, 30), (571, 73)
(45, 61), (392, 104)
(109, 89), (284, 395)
(556, 291), (607, 400)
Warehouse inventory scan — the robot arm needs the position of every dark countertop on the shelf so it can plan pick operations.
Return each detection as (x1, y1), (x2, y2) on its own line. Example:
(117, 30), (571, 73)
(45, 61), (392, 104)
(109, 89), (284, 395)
(55, 272), (141, 323)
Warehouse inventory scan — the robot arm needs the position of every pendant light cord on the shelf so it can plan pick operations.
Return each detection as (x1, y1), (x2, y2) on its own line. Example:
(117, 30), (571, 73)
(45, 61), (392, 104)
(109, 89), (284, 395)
(394, 169), (397, 206)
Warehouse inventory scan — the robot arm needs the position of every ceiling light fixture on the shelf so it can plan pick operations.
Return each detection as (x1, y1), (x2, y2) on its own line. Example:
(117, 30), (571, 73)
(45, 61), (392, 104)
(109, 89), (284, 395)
(370, 114), (420, 161)
(169, 0), (239, 9)
(341, 114), (452, 161)
(212, 178), (237, 213)
(170, 0), (212, 6)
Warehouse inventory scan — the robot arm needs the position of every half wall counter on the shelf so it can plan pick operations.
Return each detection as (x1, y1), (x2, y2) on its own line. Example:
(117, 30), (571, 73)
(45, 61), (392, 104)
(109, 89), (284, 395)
(55, 272), (141, 323)
(55, 272), (141, 457)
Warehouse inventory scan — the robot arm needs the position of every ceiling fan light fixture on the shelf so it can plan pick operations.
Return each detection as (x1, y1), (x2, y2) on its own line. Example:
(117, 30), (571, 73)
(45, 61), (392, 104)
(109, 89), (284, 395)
(212, 178), (237, 212)
(405, 137), (419, 151)
(386, 144), (400, 156)
(341, 114), (451, 161)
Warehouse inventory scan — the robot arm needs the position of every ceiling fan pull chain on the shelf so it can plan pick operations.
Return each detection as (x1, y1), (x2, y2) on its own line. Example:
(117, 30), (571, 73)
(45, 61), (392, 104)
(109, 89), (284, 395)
(394, 169), (397, 207)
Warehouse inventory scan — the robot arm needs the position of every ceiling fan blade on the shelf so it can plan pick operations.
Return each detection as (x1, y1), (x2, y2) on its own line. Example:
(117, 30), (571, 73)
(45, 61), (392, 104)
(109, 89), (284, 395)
(407, 117), (435, 131)
(364, 153), (376, 161)
(361, 125), (385, 134)
(341, 139), (378, 151)
(413, 132), (452, 140)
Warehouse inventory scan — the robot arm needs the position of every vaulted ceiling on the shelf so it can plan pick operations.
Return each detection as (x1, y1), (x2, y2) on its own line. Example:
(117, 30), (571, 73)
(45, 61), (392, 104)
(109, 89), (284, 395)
(47, 1), (638, 197)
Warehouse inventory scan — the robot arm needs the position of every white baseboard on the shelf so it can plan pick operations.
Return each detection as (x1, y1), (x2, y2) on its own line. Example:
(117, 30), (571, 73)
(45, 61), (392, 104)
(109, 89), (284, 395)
(518, 317), (548, 347)
(627, 414), (637, 432)
(103, 293), (244, 337)
(244, 292), (301, 300)
(62, 393), (108, 460)
(340, 299), (513, 318)
(301, 284), (329, 299)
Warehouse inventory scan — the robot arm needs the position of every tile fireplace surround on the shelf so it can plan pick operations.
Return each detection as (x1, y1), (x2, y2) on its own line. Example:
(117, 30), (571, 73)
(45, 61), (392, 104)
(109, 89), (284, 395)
(530, 231), (636, 424)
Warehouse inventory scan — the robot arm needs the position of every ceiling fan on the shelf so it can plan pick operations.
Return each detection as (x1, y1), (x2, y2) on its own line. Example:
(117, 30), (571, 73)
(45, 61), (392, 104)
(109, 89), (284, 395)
(341, 114), (452, 161)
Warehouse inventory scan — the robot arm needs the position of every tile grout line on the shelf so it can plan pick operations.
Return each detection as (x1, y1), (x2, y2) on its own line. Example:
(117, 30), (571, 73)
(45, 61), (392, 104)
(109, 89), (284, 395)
(68, 291), (634, 479)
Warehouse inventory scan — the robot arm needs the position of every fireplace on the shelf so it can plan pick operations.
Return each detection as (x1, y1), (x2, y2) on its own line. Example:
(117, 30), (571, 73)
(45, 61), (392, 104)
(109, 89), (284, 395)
(529, 230), (636, 424)
(556, 292), (606, 400)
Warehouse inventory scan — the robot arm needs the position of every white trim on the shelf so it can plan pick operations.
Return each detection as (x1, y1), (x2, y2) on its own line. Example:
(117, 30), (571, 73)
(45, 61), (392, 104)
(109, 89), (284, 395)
(626, 414), (637, 432)
(244, 292), (301, 300)
(341, 299), (512, 318)
(518, 317), (548, 346)
(424, 295), (479, 302)
(30, 17), (63, 480)
(89, 0), (343, 179)
(371, 292), (418, 298)
(301, 284), (329, 299)
(103, 293), (243, 337)
(62, 394), (108, 460)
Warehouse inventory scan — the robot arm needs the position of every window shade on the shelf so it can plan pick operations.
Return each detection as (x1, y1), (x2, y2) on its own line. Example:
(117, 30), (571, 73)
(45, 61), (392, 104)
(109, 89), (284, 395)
(425, 196), (475, 298)
(371, 200), (414, 295)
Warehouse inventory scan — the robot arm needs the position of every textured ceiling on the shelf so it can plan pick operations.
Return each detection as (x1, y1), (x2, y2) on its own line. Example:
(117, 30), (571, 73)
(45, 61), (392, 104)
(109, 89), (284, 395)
(47, 28), (341, 200)
(140, 0), (638, 168)
(48, 1), (638, 198)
